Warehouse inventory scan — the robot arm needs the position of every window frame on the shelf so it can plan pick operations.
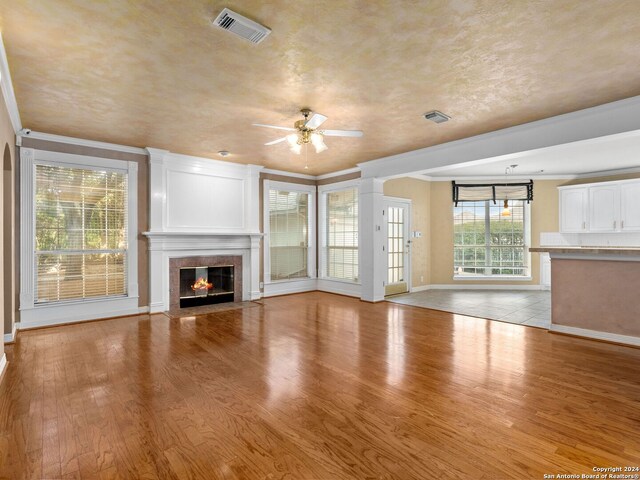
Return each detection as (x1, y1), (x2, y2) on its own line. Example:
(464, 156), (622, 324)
(20, 148), (138, 320)
(452, 200), (532, 281)
(263, 180), (316, 284)
(318, 179), (360, 284)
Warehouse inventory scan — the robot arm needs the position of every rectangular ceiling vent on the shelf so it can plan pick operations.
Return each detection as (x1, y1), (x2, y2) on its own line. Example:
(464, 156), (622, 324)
(424, 110), (451, 124)
(213, 8), (271, 44)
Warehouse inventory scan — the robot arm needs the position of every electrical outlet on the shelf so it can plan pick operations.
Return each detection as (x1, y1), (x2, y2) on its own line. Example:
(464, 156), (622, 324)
(420, 275), (424, 282)
(259, 281), (264, 289)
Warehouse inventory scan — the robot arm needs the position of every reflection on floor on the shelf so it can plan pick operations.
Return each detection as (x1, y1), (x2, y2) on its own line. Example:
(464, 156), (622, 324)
(387, 289), (551, 328)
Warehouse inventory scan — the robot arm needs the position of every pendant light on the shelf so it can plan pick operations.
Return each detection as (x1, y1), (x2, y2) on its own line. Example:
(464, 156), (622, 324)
(501, 165), (518, 217)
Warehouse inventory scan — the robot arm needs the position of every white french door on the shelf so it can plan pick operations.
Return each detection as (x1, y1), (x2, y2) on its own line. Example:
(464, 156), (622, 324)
(384, 197), (411, 296)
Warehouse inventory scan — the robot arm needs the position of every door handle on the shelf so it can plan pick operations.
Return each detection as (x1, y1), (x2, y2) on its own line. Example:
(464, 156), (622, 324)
(614, 220), (617, 230)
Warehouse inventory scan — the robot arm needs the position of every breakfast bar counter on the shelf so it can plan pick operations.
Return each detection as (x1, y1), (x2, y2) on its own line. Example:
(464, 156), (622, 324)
(529, 246), (640, 346)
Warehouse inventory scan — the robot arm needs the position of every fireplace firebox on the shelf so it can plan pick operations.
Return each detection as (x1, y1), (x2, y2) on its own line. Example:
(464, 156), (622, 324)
(179, 265), (234, 308)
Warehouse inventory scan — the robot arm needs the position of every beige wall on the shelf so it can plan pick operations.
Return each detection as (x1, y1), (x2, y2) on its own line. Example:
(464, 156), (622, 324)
(1, 90), (14, 350)
(18, 138), (149, 310)
(387, 174), (640, 288)
(430, 179), (565, 285)
(383, 178), (431, 288)
(386, 178), (564, 287)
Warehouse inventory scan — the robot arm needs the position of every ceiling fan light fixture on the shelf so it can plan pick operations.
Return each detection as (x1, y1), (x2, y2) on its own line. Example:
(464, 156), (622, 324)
(286, 133), (299, 147)
(290, 143), (302, 155)
(310, 132), (328, 153)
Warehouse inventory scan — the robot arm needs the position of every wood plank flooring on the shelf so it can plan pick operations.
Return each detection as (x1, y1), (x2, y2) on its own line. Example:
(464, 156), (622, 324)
(1, 291), (639, 479)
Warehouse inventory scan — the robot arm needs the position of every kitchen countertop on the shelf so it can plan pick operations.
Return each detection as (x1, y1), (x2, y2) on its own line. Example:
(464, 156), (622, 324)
(529, 246), (640, 255)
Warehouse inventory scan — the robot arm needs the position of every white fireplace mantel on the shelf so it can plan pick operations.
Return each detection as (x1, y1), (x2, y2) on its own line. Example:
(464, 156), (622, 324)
(144, 231), (263, 312)
(144, 148), (264, 312)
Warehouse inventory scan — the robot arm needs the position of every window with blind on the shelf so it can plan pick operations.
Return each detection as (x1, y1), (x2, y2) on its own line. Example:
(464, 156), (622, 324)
(35, 164), (129, 303)
(326, 188), (358, 281)
(268, 189), (310, 281)
(453, 200), (528, 277)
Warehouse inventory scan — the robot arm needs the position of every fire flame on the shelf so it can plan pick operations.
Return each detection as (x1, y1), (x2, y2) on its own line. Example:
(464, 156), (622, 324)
(191, 277), (213, 291)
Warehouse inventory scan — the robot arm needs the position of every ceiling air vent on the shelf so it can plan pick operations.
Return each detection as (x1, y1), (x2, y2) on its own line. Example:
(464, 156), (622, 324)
(213, 8), (271, 44)
(424, 111), (451, 124)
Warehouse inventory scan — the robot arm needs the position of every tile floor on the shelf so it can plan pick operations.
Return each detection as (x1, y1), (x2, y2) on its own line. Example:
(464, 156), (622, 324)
(387, 289), (551, 328)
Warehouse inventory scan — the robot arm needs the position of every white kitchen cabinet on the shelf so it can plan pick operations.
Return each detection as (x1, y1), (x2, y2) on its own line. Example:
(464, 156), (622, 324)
(588, 185), (620, 232)
(620, 182), (640, 231)
(559, 178), (640, 234)
(559, 187), (587, 233)
(540, 253), (551, 289)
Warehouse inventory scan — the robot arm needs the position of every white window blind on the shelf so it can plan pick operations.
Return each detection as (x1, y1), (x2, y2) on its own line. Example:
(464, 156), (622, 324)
(326, 188), (358, 281)
(35, 164), (128, 303)
(268, 189), (309, 281)
(453, 200), (528, 277)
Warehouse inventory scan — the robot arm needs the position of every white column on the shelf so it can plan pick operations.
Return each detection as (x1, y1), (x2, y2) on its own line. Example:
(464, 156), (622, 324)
(249, 234), (262, 300)
(145, 148), (169, 232)
(246, 165), (263, 233)
(359, 177), (386, 302)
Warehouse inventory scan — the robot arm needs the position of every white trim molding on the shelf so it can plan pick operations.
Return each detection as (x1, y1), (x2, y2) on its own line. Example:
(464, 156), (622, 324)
(0, 32), (22, 133)
(3, 323), (17, 343)
(550, 324), (640, 348)
(263, 278), (317, 298)
(263, 180), (316, 285)
(316, 279), (361, 298)
(18, 131), (147, 155)
(426, 284), (544, 291)
(19, 148), (139, 328)
(144, 232), (263, 311)
(0, 353), (7, 383)
(359, 95), (640, 180)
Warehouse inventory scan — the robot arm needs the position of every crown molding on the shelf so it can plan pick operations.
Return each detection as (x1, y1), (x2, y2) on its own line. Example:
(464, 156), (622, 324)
(315, 166), (361, 180)
(18, 130), (147, 155)
(0, 32), (22, 133)
(359, 95), (640, 180)
(262, 166), (361, 181)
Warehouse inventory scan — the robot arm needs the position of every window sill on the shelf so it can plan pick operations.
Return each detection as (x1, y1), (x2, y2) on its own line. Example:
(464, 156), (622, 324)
(319, 277), (361, 285)
(33, 294), (136, 308)
(265, 277), (313, 285)
(453, 276), (532, 282)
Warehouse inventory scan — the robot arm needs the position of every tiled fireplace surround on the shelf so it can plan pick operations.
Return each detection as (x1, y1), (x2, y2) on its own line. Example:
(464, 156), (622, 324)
(169, 255), (243, 310)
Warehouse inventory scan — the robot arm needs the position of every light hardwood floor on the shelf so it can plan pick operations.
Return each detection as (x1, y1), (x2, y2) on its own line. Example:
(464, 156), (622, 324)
(1, 292), (639, 479)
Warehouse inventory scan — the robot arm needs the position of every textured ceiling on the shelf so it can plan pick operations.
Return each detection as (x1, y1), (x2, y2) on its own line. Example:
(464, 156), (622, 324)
(2, 1), (640, 174)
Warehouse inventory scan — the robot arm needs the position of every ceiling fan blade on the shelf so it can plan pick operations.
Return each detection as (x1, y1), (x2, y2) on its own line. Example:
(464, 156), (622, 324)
(321, 129), (364, 137)
(264, 137), (287, 146)
(252, 123), (297, 132)
(304, 113), (328, 129)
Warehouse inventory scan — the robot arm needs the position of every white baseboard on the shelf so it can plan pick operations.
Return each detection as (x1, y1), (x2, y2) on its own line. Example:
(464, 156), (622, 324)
(3, 324), (17, 343)
(0, 353), (7, 382)
(149, 302), (165, 313)
(316, 279), (361, 298)
(263, 278), (316, 298)
(410, 285), (430, 293)
(427, 284), (544, 291)
(17, 304), (145, 331)
(138, 306), (150, 314)
(550, 324), (640, 347)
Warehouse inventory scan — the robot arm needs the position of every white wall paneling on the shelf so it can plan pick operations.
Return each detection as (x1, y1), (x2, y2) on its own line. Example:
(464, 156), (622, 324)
(145, 148), (263, 233)
(144, 150), (263, 311)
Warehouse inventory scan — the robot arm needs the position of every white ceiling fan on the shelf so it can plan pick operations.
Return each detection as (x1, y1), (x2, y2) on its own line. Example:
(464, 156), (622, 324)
(253, 108), (363, 154)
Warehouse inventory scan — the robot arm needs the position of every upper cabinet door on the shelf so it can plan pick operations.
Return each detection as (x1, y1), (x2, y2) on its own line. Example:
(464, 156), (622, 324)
(620, 181), (640, 231)
(560, 188), (587, 233)
(588, 185), (620, 232)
